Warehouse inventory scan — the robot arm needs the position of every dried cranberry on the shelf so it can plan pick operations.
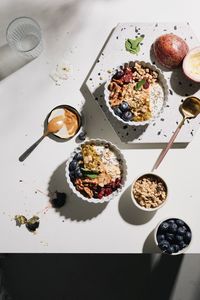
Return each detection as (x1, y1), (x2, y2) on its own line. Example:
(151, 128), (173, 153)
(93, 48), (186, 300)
(104, 188), (112, 196)
(143, 80), (150, 89)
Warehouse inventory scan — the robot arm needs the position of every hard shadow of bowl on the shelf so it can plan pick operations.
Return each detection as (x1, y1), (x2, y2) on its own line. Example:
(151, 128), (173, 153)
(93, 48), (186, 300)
(142, 229), (161, 253)
(170, 67), (200, 96)
(118, 186), (156, 225)
(48, 160), (108, 221)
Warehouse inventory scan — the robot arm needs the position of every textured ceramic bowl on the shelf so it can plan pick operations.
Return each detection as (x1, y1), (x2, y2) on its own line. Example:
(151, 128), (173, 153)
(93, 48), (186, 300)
(65, 139), (127, 203)
(104, 61), (169, 126)
(131, 172), (168, 212)
(154, 217), (192, 255)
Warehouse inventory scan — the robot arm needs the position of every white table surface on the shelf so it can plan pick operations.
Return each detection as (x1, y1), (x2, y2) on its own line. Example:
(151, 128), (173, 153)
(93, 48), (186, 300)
(1, 0), (200, 253)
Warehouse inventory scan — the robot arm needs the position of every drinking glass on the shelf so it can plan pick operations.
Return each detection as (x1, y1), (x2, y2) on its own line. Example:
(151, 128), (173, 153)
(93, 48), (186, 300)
(6, 17), (43, 59)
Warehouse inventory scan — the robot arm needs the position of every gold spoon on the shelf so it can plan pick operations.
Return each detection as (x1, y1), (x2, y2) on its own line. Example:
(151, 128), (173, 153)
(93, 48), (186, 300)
(152, 96), (200, 171)
(19, 115), (65, 162)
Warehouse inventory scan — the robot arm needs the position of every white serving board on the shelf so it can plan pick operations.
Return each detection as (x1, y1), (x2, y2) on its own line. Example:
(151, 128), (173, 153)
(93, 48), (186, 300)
(86, 22), (200, 144)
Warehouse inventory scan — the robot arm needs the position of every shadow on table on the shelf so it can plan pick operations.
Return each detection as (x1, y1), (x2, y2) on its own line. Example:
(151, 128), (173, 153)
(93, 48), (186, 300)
(0, 44), (33, 81)
(3, 253), (185, 300)
(48, 160), (108, 221)
(143, 229), (161, 253)
(118, 186), (156, 225)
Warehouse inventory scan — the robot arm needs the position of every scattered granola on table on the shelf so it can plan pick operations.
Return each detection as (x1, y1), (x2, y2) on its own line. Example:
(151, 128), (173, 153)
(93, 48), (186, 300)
(132, 174), (167, 209)
(107, 62), (164, 123)
(68, 143), (123, 199)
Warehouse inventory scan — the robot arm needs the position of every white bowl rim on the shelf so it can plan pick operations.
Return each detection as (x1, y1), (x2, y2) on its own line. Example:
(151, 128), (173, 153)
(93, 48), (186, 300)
(65, 139), (127, 204)
(154, 217), (192, 255)
(131, 171), (168, 212)
(104, 60), (169, 126)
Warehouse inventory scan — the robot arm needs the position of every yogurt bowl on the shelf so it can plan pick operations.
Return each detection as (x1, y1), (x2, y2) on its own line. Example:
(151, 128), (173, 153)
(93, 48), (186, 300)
(66, 139), (127, 203)
(104, 61), (169, 126)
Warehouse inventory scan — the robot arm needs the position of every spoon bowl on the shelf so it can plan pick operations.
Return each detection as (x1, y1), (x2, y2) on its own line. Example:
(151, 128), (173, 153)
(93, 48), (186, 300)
(180, 96), (200, 119)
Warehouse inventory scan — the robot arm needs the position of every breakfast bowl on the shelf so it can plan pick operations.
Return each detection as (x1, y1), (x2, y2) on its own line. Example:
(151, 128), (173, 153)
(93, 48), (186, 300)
(65, 139), (127, 203)
(154, 217), (192, 255)
(131, 172), (168, 212)
(104, 61), (169, 126)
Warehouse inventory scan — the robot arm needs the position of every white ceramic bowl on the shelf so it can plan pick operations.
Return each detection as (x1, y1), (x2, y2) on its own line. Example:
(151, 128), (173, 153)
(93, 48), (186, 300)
(154, 217), (192, 255)
(65, 139), (127, 203)
(131, 172), (168, 212)
(104, 61), (169, 126)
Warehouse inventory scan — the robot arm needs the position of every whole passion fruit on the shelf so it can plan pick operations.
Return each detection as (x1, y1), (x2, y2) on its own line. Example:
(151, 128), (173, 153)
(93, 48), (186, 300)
(153, 34), (189, 69)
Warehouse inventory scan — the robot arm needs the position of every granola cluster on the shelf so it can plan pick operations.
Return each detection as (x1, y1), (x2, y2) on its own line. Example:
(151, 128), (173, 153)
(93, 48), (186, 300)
(133, 174), (167, 209)
(108, 62), (159, 122)
(69, 143), (122, 199)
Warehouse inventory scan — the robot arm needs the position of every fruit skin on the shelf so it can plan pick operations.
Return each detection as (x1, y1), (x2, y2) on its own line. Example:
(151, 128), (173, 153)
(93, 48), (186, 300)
(113, 106), (122, 117)
(184, 231), (192, 244)
(157, 234), (165, 243)
(119, 101), (129, 112)
(166, 245), (175, 255)
(176, 219), (185, 226)
(168, 223), (178, 233)
(51, 192), (66, 208)
(153, 34), (189, 69)
(183, 47), (200, 83)
(179, 241), (187, 250)
(74, 152), (83, 162)
(177, 226), (187, 236)
(165, 233), (174, 243)
(78, 131), (86, 141)
(69, 160), (78, 171)
(158, 240), (170, 251)
(122, 111), (133, 121)
(159, 222), (169, 233)
(175, 235), (183, 243)
(74, 168), (83, 178)
(173, 244), (180, 253)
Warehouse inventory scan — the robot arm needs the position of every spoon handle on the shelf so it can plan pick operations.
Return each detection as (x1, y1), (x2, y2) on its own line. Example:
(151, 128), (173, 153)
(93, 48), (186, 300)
(19, 134), (46, 162)
(152, 118), (185, 172)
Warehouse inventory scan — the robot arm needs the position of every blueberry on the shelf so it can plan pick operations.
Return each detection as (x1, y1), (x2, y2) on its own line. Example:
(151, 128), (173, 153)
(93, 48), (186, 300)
(113, 106), (122, 117)
(166, 245), (175, 254)
(158, 240), (170, 252)
(168, 219), (175, 225)
(159, 222), (169, 233)
(26, 222), (39, 232)
(75, 168), (83, 178)
(78, 131), (86, 141)
(179, 241), (187, 250)
(165, 233), (174, 243)
(122, 111), (133, 121)
(177, 226), (187, 236)
(184, 231), (192, 244)
(119, 101), (129, 112)
(176, 219), (185, 226)
(69, 171), (75, 181)
(157, 234), (165, 243)
(74, 152), (83, 161)
(69, 160), (78, 171)
(175, 235), (183, 243)
(173, 244), (180, 253)
(168, 223), (178, 233)
(113, 70), (124, 80)
(51, 192), (66, 208)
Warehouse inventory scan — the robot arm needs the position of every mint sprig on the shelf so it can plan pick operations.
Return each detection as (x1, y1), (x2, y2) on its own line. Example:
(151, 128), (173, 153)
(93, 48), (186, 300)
(135, 79), (146, 91)
(125, 36), (144, 55)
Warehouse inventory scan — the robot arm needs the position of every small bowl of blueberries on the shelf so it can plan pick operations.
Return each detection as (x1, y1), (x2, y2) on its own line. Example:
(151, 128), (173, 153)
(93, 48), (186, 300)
(154, 217), (192, 255)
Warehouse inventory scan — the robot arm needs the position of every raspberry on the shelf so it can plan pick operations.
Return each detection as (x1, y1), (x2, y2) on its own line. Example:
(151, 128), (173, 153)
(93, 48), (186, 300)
(104, 187), (112, 196)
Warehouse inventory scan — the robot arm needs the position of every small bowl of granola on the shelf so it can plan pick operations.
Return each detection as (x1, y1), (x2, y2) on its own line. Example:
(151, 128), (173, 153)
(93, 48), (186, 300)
(104, 61), (168, 126)
(66, 139), (127, 203)
(131, 173), (168, 211)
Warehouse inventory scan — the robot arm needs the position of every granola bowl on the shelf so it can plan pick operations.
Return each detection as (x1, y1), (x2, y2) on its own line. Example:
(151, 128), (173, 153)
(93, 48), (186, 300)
(66, 139), (127, 203)
(104, 61), (169, 126)
(154, 217), (192, 255)
(131, 172), (168, 212)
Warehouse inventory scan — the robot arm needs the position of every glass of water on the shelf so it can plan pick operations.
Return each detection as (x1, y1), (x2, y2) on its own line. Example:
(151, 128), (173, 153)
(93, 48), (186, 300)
(6, 17), (43, 59)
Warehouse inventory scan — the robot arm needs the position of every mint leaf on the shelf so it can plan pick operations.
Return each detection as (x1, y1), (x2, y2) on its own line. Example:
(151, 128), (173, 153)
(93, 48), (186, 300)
(135, 79), (146, 91)
(125, 37), (144, 55)
(86, 174), (98, 179)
